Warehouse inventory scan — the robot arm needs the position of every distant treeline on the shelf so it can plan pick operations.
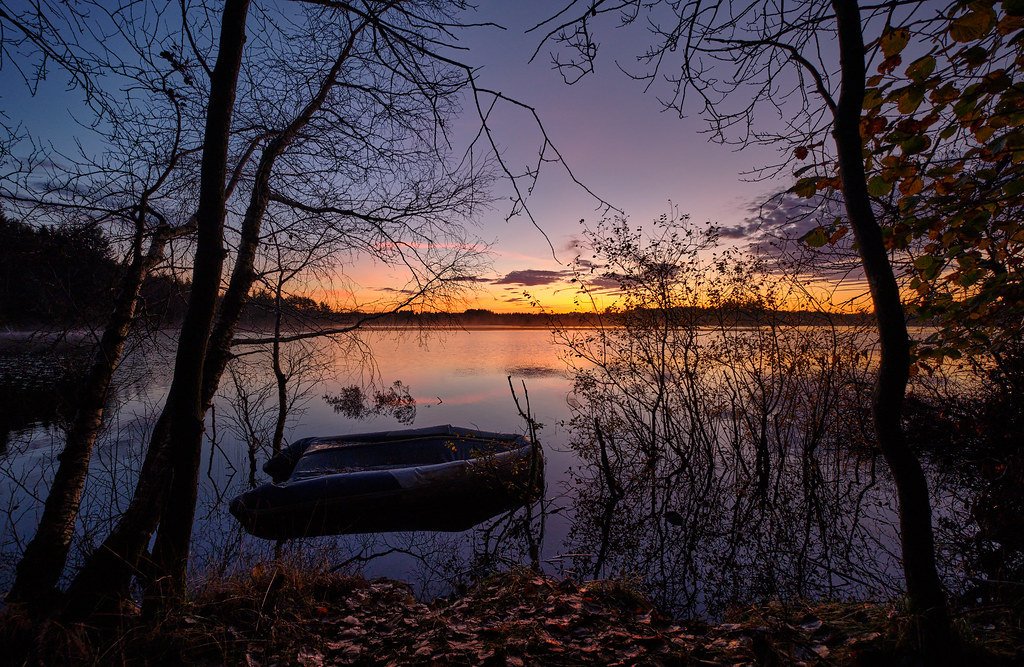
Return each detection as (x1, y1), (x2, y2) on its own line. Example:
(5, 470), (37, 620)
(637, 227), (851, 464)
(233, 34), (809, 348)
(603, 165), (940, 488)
(0, 213), (189, 327)
(319, 307), (872, 329)
(1, 214), (873, 330)
(0, 215), (333, 329)
(241, 290), (336, 325)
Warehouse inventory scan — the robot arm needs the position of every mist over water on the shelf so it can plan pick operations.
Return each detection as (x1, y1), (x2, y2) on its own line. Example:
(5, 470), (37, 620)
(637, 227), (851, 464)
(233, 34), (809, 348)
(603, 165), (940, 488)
(0, 328), (976, 617)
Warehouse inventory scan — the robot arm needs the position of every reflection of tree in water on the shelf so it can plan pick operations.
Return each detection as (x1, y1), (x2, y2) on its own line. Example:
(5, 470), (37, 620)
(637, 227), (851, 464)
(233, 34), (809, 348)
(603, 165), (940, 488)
(0, 350), (89, 452)
(0, 336), (172, 591)
(554, 216), (975, 618)
(561, 325), (921, 617)
(0, 334), (175, 452)
(225, 338), (329, 489)
(324, 380), (417, 425)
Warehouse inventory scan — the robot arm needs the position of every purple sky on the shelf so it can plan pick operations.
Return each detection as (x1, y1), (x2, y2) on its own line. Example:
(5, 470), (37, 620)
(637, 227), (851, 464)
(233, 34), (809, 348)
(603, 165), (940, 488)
(0, 1), (800, 313)
(361, 1), (792, 311)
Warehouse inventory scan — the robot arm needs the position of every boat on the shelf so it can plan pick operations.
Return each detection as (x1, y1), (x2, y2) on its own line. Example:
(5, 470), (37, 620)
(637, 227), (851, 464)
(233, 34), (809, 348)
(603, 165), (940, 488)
(229, 424), (541, 539)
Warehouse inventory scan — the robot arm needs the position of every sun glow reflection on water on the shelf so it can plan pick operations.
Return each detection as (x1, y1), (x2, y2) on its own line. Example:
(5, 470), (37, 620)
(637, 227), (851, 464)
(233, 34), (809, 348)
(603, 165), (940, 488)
(0, 327), (974, 617)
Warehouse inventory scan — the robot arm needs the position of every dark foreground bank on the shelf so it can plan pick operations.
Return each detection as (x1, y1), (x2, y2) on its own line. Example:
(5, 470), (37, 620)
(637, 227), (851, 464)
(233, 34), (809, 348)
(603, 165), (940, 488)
(1, 565), (1020, 665)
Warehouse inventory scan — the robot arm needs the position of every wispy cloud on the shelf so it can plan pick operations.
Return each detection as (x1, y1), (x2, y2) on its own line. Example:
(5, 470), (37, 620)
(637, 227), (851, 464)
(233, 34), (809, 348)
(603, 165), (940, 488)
(560, 234), (584, 253)
(585, 276), (621, 290)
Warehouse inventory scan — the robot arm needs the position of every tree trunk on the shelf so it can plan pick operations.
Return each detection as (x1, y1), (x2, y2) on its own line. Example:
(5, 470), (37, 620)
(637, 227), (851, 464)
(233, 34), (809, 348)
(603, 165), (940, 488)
(6, 227), (168, 609)
(150, 30), (362, 590)
(148, 140), (276, 597)
(831, 0), (954, 654)
(271, 276), (288, 456)
(61, 0), (252, 617)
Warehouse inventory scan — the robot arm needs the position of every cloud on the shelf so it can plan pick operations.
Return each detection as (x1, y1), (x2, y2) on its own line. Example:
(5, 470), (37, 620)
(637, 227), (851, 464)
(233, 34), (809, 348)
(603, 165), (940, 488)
(376, 286), (418, 295)
(718, 221), (762, 239)
(446, 275), (490, 283)
(560, 234), (584, 253)
(585, 276), (622, 290)
(493, 269), (572, 286)
(738, 191), (865, 281)
(724, 193), (831, 242)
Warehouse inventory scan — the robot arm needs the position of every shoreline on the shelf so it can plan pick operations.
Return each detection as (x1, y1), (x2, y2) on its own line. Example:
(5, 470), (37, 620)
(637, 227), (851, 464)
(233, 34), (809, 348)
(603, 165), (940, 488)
(3, 566), (1019, 665)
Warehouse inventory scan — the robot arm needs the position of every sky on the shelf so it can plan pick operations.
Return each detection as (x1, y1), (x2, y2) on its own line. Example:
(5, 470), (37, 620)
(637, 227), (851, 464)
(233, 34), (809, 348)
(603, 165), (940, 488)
(0, 1), (821, 315)
(364, 1), (792, 313)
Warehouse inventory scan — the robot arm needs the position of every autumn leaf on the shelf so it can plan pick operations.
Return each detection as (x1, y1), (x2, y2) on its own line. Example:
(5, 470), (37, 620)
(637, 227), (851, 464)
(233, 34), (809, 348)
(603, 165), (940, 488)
(949, 8), (996, 42)
(997, 12), (1024, 33)
(861, 116), (888, 138)
(897, 86), (925, 114)
(959, 45), (990, 68)
(879, 27), (910, 58)
(899, 176), (924, 196)
(868, 176), (894, 197)
(1003, 180), (1024, 197)
(973, 124), (997, 143)
(1005, 0), (1024, 18)
(905, 55), (936, 83)
(930, 84), (960, 105)
(791, 178), (817, 198)
(878, 54), (902, 74)
(800, 227), (830, 248)
(829, 226), (849, 245)
(900, 135), (930, 154)
(863, 88), (885, 110)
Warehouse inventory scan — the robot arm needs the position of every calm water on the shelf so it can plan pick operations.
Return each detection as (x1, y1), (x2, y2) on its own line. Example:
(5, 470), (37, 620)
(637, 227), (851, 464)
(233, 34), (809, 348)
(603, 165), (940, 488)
(0, 328), (976, 617)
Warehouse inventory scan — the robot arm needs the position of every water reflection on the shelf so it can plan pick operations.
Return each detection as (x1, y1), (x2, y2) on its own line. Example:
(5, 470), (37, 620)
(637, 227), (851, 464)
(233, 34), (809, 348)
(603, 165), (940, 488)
(155, 330), (567, 600)
(324, 381), (417, 425)
(0, 328), (988, 615)
(0, 349), (86, 452)
(504, 365), (566, 379)
(554, 321), (962, 617)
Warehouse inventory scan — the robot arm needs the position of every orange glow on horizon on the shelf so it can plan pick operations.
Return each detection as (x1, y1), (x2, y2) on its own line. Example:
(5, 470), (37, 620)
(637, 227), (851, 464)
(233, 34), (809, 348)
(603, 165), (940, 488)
(307, 276), (873, 315)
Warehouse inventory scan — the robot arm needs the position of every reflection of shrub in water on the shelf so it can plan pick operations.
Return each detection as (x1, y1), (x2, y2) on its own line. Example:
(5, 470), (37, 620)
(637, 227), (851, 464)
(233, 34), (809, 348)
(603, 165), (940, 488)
(557, 214), (912, 617)
(563, 324), (893, 617)
(905, 341), (1024, 610)
(324, 380), (416, 425)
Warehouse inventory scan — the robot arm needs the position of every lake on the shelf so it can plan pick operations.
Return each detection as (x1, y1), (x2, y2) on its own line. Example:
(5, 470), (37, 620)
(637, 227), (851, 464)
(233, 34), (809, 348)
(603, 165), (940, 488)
(0, 327), (978, 617)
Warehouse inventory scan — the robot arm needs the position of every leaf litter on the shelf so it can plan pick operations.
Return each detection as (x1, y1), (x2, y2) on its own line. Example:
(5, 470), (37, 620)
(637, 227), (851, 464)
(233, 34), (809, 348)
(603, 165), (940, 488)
(4, 564), (1021, 664)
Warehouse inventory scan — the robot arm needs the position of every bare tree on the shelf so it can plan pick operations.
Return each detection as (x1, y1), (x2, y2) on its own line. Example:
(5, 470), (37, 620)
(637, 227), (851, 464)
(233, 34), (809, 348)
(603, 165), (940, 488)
(1, 0), (211, 607)
(60, 0), (562, 615)
(59, 0), (252, 615)
(4, 0), (604, 618)
(532, 0), (956, 653)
